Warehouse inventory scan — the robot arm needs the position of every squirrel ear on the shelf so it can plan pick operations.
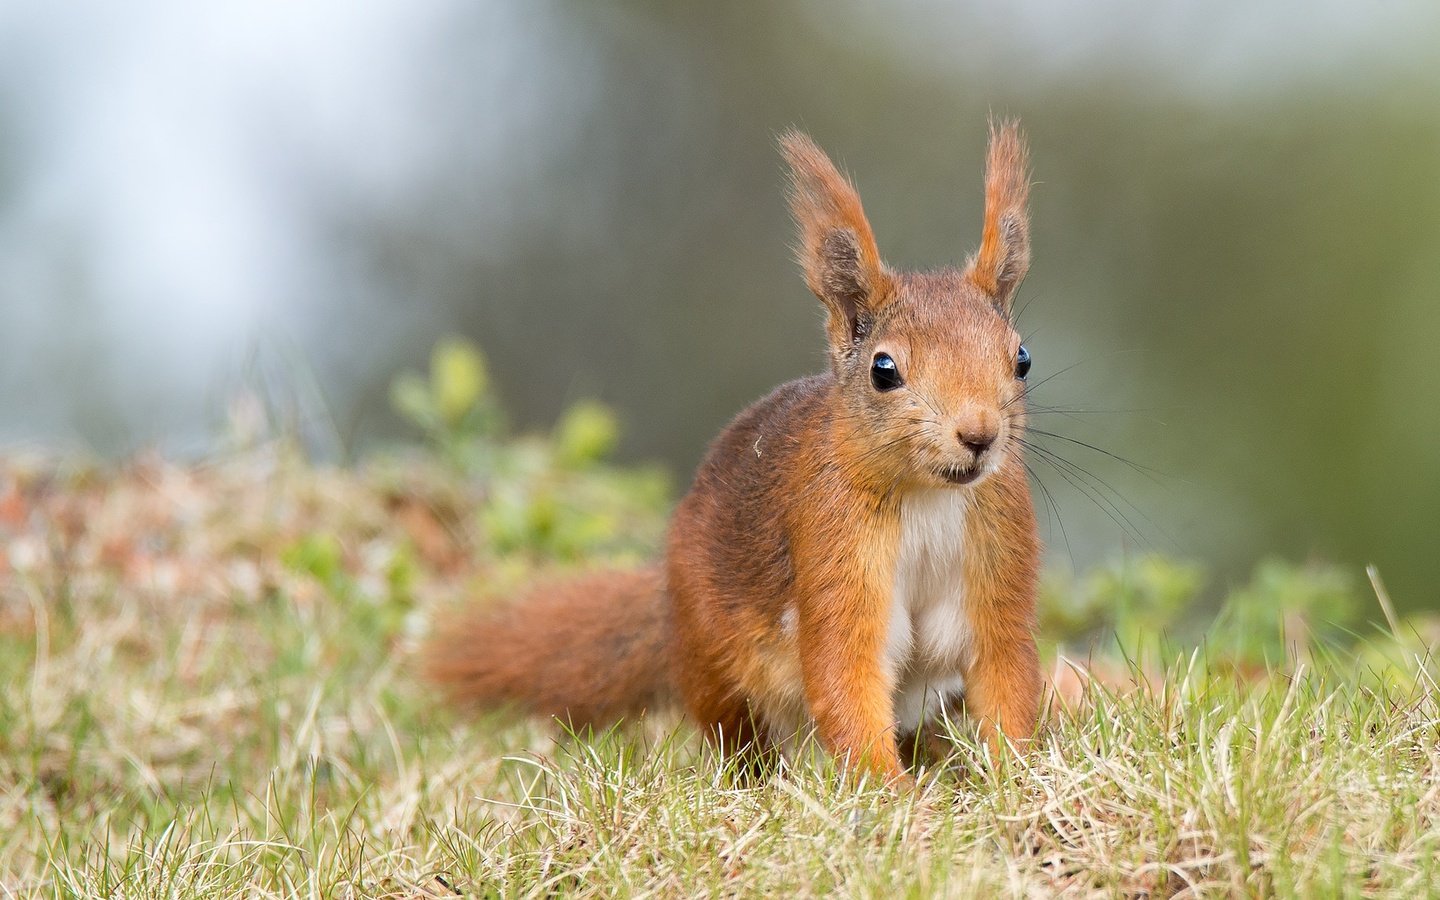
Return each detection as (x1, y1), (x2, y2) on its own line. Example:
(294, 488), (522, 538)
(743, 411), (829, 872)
(966, 119), (1031, 313)
(780, 130), (893, 350)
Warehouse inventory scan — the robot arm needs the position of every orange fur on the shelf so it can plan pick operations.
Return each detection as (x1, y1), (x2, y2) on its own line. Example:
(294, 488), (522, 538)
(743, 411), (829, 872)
(425, 124), (1044, 783)
(780, 130), (896, 359)
(967, 119), (1032, 309)
(961, 463), (1043, 754)
(422, 569), (671, 726)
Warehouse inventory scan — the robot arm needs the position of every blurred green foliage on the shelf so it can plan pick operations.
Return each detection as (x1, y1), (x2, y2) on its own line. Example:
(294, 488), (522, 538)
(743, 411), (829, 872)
(1040, 556), (1204, 655)
(1039, 555), (1396, 675)
(389, 337), (504, 466)
(1210, 559), (1359, 668)
(391, 338), (669, 564)
(280, 532), (345, 590)
(280, 531), (418, 641)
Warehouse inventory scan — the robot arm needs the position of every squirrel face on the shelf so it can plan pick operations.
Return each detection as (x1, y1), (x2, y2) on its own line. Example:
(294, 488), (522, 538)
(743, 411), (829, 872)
(780, 124), (1033, 492)
(840, 271), (1026, 489)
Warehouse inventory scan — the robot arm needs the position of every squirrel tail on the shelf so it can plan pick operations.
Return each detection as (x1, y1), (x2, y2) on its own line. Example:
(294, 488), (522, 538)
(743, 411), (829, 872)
(421, 568), (673, 726)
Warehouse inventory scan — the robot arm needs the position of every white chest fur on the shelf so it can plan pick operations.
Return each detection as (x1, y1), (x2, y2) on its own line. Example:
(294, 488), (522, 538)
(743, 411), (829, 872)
(886, 488), (973, 732)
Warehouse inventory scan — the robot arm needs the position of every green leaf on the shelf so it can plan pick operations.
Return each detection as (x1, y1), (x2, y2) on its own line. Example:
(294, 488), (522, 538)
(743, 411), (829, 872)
(554, 401), (619, 468)
(431, 338), (488, 426)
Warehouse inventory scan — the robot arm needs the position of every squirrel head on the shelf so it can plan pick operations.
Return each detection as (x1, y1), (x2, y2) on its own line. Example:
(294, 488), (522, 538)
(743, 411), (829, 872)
(780, 121), (1032, 491)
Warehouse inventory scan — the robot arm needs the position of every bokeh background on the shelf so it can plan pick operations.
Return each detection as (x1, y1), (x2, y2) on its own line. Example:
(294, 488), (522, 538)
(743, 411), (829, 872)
(2, 1), (1437, 608)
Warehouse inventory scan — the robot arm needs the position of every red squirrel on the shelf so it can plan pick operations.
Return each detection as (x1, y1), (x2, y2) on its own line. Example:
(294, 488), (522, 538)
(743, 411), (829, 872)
(425, 121), (1041, 782)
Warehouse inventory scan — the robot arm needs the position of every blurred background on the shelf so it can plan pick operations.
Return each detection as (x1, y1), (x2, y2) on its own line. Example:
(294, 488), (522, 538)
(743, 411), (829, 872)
(1, 1), (1437, 609)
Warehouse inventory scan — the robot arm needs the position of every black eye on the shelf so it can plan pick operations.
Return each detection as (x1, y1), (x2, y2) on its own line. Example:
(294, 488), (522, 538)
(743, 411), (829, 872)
(870, 353), (903, 392)
(1015, 344), (1031, 380)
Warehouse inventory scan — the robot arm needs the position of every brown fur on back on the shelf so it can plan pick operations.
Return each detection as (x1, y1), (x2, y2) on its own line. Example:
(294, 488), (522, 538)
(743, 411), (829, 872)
(422, 568), (672, 726)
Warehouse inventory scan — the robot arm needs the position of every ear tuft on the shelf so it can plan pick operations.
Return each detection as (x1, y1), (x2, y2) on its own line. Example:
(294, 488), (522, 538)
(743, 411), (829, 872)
(779, 130), (891, 349)
(967, 119), (1031, 311)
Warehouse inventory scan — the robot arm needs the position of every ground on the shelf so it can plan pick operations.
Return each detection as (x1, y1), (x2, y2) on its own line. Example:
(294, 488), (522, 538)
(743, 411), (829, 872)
(1, 343), (1436, 899)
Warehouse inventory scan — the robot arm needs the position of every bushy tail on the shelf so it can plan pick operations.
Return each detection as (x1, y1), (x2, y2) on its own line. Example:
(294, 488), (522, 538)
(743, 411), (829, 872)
(422, 568), (673, 726)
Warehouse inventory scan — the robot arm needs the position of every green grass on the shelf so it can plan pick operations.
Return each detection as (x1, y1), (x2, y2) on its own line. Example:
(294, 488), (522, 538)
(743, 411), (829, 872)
(1, 344), (1435, 898)
(1, 448), (1437, 898)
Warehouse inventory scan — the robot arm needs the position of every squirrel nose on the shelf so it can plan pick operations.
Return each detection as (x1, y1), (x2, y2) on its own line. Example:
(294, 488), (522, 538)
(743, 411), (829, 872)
(955, 414), (998, 456)
(957, 430), (995, 455)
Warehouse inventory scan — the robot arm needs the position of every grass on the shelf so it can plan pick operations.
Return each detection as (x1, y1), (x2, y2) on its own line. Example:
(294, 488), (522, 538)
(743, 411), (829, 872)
(1, 341), (1436, 898)
(1, 448), (1437, 898)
